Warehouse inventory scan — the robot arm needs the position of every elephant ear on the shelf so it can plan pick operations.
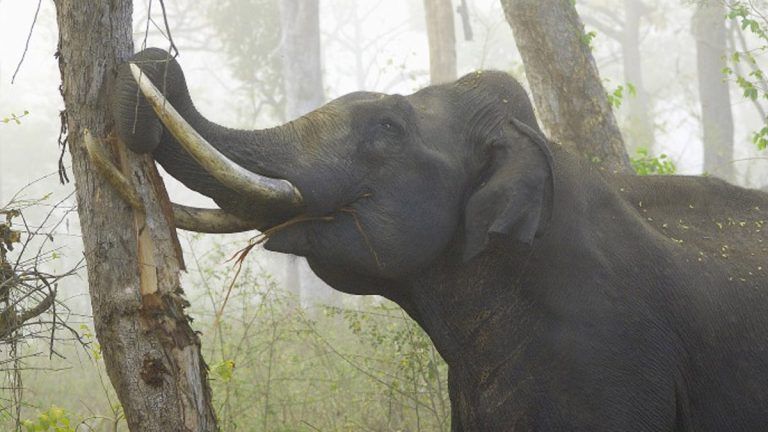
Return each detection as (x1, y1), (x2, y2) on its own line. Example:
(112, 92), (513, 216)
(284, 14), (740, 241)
(463, 118), (554, 262)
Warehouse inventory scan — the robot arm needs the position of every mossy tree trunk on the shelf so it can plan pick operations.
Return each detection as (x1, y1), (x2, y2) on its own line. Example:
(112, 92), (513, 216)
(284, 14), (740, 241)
(53, 1), (217, 430)
(501, 0), (632, 174)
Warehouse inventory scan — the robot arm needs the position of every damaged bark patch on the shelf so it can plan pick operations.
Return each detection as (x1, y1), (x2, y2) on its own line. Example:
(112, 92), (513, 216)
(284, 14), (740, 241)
(141, 354), (169, 388)
(141, 291), (165, 311)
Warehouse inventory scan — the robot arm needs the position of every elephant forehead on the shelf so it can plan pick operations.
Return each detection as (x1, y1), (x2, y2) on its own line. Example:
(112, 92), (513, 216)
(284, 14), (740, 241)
(289, 104), (350, 148)
(333, 91), (387, 103)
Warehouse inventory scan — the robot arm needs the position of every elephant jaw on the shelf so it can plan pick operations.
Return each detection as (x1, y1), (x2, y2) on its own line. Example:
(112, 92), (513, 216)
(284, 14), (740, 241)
(263, 225), (314, 256)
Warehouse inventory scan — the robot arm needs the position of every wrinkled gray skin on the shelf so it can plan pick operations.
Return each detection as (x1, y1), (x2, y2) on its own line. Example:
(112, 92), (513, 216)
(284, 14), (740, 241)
(113, 49), (768, 431)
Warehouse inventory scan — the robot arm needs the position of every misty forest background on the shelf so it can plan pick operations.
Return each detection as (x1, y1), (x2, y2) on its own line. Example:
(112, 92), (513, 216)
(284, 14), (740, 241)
(1, 0), (767, 430)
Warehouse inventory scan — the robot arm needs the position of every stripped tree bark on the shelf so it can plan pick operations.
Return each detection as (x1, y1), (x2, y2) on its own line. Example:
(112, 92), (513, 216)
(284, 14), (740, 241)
(53, 1), (217, 430)
(423, 0), (458, 84)
(501, 0), (632, 174)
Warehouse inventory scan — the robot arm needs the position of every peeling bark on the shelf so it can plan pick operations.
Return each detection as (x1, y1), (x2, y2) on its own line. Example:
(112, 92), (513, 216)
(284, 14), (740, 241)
(53, 1), (217, 430)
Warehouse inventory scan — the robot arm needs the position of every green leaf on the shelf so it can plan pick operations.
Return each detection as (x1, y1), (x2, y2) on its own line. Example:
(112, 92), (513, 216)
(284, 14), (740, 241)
(630, 147), (677, 175)
(211, 359), (236, 382)
(581, 30), (597, 50)
(626, 82), (637, 97)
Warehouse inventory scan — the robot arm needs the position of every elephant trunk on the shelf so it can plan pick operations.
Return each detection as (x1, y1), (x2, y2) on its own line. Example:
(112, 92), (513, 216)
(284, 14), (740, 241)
(111, 48), (303, 227)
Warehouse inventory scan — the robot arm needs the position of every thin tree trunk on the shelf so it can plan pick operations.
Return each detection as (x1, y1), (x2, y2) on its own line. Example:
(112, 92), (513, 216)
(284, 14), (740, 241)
(692, 0), (735, 181)
(279, 0), (340, 307)
(280, 0), (325, 119)
(53, 1), (217, 430)
(423, 0), (458, 84)
(353, 2), (366, 90)
(622, 0), (655, 152)
(502, 0), (632, 174)
(580, 1), (656, 153)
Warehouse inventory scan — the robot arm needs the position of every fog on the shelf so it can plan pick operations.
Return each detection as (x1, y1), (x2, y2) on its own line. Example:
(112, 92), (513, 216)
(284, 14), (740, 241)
(1, 0), (766, 429)
(1, 0), (536, 312)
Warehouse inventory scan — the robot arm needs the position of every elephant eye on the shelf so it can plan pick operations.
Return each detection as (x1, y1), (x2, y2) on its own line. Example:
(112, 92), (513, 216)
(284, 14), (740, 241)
(378, 117), (404, 136)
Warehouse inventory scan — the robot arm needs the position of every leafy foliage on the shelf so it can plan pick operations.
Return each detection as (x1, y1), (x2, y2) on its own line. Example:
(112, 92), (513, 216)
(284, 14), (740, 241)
(2, 110), (30, 125)
(20, 406), (74, 432)
(607, 82), (637, 109)
(630, 147), (677, 175)
(581, 30), (598, 50)
(723, 1), (768, 150)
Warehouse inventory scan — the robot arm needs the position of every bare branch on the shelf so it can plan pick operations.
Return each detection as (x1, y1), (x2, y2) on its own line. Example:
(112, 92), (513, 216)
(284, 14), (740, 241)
(11, 0), (42, 84)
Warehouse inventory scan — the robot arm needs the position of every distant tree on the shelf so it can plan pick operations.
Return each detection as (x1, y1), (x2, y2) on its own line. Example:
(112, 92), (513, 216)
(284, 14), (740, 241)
(501, 0), (632, 174)
(278, 0), (341, 307)
(423, 0), (458, 84)
(53, 1), (217, 430)
(693, 0), (735, 181)
(322, 1), (420, 93)
(279, 0), (325, 118)
(208, 0), (286, 123)
(580, 0), (656, 152)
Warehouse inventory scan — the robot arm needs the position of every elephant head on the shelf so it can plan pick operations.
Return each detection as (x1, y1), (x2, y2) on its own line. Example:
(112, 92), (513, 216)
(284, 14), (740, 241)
(112, 48), (554, 297)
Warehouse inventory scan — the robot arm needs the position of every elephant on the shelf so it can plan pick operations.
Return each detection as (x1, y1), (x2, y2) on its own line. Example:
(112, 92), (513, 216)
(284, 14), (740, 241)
(108, 48), (768, 431)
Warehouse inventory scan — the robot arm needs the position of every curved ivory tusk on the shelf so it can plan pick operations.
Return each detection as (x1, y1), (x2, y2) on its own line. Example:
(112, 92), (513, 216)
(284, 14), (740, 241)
(172, 204), (261, 233)
(84, 129), (146, 213)
(129, 63), (304, 207)
(86, 129), (260, 233)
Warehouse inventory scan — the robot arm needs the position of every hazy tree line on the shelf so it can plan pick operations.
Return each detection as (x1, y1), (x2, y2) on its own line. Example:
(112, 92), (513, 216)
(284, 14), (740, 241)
(1, 0), (766, 430)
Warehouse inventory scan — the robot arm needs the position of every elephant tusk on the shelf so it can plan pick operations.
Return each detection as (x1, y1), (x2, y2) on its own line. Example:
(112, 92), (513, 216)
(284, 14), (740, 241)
(171, 204), (261, 233)
(129, 63), (304, 208)
(84, 129), (146, 213)
(86, 129), (260, 234)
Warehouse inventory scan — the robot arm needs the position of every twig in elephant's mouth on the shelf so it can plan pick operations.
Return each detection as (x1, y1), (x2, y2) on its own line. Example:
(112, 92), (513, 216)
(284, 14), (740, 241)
(230, 191), (374, 265)
(258, 214), (336, 244)
(212, 213), (336, 322)
(339, 207), (382, 270)
(217, 194), (379, 318)
(229, 213), (338, 266)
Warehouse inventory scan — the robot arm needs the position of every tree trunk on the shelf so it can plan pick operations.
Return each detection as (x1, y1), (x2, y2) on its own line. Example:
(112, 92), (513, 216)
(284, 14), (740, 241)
(279, 0), (325, 119)
(622, 0), (655, 152)
(279, 0), (341, 307)
(423, 0), (458, 84)
(579, 0), (656, 153)
(502, 0), (632, 174)
(352, 2), (367, 90)
(692, 0), (735, 181)
(53, 1), (217, 430)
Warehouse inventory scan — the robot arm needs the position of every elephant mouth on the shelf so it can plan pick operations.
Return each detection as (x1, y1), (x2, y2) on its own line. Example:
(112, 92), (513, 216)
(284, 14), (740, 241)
(261, 191), (374, 252)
